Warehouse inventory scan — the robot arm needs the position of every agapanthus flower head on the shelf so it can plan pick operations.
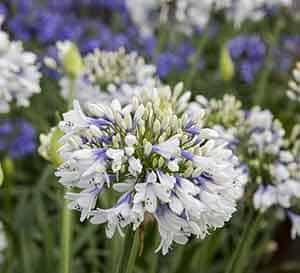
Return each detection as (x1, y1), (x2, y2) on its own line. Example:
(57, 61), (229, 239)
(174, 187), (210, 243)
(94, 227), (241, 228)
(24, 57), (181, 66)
(0, 17), (41, 113)
(126, 0), (230, 37)
(55, 84), (244, 254)
(55, 43), (158, 106)
(287, 62), (300, 102)
(227, 35), (266, 83)
(0, 119), (36, 159)
(189, 94), (300, 239)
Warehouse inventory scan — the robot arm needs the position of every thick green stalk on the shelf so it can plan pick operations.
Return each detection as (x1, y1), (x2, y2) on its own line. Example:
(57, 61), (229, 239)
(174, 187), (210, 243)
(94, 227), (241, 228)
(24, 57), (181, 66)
(115, 230), (140, 273)
(225, 211), (262, 273)
(60, 77), (76, 273)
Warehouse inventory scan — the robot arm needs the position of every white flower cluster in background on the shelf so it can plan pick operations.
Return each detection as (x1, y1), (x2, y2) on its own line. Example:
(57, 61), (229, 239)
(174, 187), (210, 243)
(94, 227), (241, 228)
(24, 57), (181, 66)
(0, 17), (41, 113)
(126, 0), (292, 36)
(0, 222), (7, 265)
(191, 94), (300, 239)
(243, 107), (285, 155)
(287, 61), (300, 102)
(55, 83), (244, 255)
(126, 0), (231, 37)
(227, 0), (292, 26)
(58, 45), (158, 107)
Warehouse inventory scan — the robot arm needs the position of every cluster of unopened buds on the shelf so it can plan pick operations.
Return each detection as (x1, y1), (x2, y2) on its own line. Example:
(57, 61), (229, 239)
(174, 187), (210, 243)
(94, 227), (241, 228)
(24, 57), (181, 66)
(52, 42), (158, 107)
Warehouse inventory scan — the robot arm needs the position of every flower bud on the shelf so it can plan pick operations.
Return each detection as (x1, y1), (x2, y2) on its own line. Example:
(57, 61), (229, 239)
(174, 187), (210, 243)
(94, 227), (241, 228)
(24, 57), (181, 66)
(219, 45), (235, 82)
(39, 127), (64, 167)
(57, 41), (83, 78)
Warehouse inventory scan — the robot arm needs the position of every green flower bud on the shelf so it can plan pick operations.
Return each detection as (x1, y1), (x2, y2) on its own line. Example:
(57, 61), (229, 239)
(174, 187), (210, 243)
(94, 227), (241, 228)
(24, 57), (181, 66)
(39, 127), (63, 167)
(219, 45), (235, 82)
(58, 41), (83, 78)
(2, 158), (14, 179)
(49, 128), (64, 167)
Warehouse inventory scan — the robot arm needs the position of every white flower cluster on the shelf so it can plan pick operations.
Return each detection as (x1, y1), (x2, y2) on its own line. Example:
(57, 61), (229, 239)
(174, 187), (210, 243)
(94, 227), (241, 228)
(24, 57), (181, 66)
(189, 94), (300, 239)
(126, 0), (231, 37)
(243, 107), (285, 155)
(227, 0), (292, 26)
(126, 0), (291, 36)
(59, 46), (158, 107)
(55, 84), (244, 254)
(0, 17), (41, 113)
(0, 222), (7, 265)
(287, 62), (300, 102)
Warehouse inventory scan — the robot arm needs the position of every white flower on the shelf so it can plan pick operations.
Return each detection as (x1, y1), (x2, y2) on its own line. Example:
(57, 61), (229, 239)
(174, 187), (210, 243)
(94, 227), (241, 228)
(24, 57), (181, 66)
(0, 17), (41, 113)
(244, 107), (285, 155)
(66, 184), (103, 222)
(90, 193), (135, 238)
(253, 185), (277, 212)
(152, 137), (181, 160)
(56, 87), (244, 254)
(288, 212), (300, 239)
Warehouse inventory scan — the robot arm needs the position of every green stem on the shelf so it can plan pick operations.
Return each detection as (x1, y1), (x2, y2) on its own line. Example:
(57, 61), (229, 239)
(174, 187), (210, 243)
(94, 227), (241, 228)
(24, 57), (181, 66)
(2, 157), (14, 267)
(254, 19), (284, 106)
(67, 77), (76, 109)
(185, 32), (208, 88)
(149, 232), (160, 273)
(190, 230), (223, 272)
(60, 77), (76, 273)
(60, 198), (73, 273)
(115, 230), (140, 273)
(225, 211), (262, 273)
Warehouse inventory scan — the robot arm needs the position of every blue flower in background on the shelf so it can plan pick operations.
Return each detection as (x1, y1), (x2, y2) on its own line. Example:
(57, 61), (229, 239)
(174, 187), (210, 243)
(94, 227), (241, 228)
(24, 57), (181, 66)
(228, 35), (266, 83)
(0, 119), (36, 159)
(156, 42), (204, 79)
(2, 0), (136, 54)
(274, 35), (300, 73)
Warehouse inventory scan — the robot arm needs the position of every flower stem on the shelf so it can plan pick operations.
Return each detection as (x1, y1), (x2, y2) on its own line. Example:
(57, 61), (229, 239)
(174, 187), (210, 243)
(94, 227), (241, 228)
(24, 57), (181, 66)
(115, 230), (140, 273)
(60, 198), (73, 273)
(185, 32), (208, 88)
(225, 211), (262, 273)
(149, 232), (160, 273)
(60, 77), (76, 273)
(254, 19), (284, 106)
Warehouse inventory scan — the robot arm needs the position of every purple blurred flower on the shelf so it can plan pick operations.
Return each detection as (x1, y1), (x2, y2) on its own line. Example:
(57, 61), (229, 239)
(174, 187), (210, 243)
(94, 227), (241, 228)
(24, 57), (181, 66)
(0, 3), (8, 16)
(0, 119), (36, 159)
(274, 35), (300, 73)
(228, 35), (266, 83)
(156, 41), (204, 79)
